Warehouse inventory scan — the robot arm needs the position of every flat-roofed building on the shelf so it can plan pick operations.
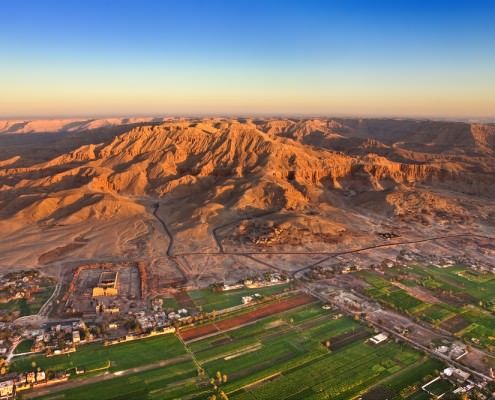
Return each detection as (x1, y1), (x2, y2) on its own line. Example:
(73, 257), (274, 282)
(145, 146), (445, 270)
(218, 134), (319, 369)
(72, 330), (80, 344)
(369, 333), (388, 345)
(0, 380), (14, 398)
(92, 271), (118, 297)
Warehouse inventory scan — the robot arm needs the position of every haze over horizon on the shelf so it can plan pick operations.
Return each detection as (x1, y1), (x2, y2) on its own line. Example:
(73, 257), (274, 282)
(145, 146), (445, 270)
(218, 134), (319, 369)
(1, 0), (495, 119)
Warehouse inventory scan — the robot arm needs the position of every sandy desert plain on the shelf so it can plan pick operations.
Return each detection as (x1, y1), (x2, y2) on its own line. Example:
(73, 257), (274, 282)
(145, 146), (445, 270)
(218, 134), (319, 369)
(0, 117), (495, 399)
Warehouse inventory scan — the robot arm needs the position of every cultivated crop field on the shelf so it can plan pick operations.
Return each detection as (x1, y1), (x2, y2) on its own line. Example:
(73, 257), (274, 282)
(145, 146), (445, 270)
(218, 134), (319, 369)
(357, 271), (425, 313)
(362, 358), (444, 399)
(355, 265), (495, 352)
(30, 360), (203, 400)
(185, 301), (443, 400)
(179, 293), (314, 341)
(22, 292), (448, 400)
(188, 283), (291, 312)
(161, 284), (291, 314)
(12, 334), (187, 376)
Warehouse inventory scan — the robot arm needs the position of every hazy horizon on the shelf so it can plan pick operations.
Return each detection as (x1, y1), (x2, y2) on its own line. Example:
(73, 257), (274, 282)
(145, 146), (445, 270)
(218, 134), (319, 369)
(1, 113), (495, 124)
(1, 0), (494, 119)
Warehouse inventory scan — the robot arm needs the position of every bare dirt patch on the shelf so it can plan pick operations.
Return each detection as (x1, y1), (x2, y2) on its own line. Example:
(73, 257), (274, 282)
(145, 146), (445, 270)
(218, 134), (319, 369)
(174, 290), (198, 313)
(38, 242), (86, 264)
(392, 281), (441, 304)
(439, 315), (470, 333)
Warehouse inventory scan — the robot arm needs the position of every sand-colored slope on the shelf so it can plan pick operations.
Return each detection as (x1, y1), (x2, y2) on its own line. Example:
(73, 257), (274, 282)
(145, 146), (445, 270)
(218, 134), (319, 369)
(0, 118), (494, 269)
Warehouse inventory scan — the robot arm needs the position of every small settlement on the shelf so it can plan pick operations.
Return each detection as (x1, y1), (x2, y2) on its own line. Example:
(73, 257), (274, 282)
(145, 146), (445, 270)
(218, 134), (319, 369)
(1, 251), (495, 399)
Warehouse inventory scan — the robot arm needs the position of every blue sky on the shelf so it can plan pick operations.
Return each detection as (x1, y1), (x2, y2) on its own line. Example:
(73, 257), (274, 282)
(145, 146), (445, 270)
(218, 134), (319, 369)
(1, 0), (494, 118)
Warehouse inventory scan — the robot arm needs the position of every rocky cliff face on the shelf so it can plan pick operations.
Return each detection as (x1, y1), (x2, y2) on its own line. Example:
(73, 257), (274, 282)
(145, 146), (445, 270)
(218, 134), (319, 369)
(0, 117), (493, 268)
(1, 118), (494, 225)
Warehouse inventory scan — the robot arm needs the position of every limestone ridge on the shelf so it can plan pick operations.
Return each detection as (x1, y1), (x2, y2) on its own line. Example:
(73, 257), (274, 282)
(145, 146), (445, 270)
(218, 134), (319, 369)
(0, 118), (493, 268)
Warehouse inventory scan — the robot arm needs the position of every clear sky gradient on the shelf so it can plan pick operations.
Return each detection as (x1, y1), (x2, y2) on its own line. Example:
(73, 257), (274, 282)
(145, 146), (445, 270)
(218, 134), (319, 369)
(1, 0), (494, 119)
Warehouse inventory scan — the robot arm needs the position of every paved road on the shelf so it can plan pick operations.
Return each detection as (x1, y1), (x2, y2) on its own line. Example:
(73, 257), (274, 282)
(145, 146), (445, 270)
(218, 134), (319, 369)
(240, 253), (287, 274)
(152, 203), (175, 257)
(21, 353), (192, 399)
(174, 232), (494, 258)
(292, 232), (495, 275)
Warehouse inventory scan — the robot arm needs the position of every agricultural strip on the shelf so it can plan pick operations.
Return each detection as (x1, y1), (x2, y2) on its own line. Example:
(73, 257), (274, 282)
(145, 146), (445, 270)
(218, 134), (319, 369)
(179, 293), (315, 341)
(11, 334), (186, 376)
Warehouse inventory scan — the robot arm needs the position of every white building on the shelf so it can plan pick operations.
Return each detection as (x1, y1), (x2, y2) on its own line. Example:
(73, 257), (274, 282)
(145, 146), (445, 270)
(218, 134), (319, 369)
(0, 380), (14, 398)
(72, 330), (80, 344)
(369, 333), (388, 345)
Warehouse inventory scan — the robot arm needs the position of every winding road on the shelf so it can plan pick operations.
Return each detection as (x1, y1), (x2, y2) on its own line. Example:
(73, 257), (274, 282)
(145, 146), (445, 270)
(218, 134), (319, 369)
(177, 233), (495, 258)
(292, 232), (495, 275)
(151, 200), (494, 282)
(152, 203), (175, 257)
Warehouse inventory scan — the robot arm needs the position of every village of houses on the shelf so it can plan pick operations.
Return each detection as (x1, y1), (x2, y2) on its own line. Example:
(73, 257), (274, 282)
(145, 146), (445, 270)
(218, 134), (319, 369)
(0, 247), (495, 398)
(0, 268), (290, 399)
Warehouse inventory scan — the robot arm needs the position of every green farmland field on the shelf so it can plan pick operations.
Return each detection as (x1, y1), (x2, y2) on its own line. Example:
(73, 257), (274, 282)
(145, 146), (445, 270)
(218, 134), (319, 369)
(0, 284), (54, 317)
(14, 339), (34, 354)
(12, 334), (187, 375)
(186, 302), (441, 400)
(409, 264), (495, 302)
(416, 304), (455, 325)
(356, 265), (495, 353)
(229, 341), (422, 400)
(30, 360), (203, 400)
(358, 271), (425, 313)
(19, 296), (448, 400)
(188, 283), (290, 312)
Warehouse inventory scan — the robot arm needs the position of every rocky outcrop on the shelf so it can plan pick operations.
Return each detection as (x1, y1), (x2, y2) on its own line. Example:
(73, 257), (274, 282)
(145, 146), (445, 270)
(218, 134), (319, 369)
(0, 118), (494, 227)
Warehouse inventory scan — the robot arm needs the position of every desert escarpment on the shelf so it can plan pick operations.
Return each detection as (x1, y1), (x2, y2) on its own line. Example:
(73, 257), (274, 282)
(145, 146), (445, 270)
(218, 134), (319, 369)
(0, 117), (493, 269)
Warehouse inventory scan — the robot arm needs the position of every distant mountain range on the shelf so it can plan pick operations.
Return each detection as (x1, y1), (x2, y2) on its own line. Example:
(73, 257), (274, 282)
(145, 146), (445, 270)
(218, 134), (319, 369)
(0, 117), (493, 269)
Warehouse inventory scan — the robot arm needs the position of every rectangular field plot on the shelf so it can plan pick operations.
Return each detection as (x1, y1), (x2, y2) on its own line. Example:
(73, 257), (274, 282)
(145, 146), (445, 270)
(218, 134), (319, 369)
(179, 293), (315, 341)
(11, 334), (187, 376)
(357, 271), (426, 313)
(0, 282), (54, 317)
(415, 304), (455, 325)
(380, 289), (424, 312)
(188, 284), (290, 312)
(187, 303), (375, 397)
(325, 327), (369, 350)
(366, 358), (444, 399)
(367, 286), (424, 313)
(357, 271), (391, 289)
(30, 360), (204, 400)
(423, 378), (454, 397)
(278, 302), (329, 324)
(459, 306), (495, 348)
(229, 341), (422, 400)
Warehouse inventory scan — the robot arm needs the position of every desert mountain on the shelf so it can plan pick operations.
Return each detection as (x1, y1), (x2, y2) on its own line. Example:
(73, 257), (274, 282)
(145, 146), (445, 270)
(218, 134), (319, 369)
(0, 117), (170, 135)
(0, 118), (493, 269)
